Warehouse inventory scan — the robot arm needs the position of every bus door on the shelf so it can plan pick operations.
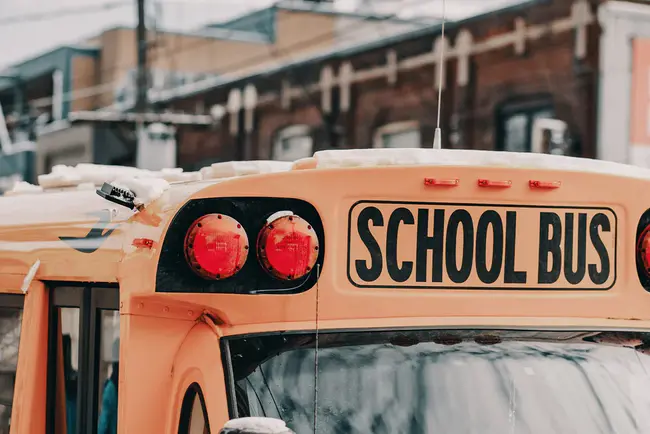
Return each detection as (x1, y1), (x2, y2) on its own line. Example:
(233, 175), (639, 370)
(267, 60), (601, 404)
(46, 286), (119, 434)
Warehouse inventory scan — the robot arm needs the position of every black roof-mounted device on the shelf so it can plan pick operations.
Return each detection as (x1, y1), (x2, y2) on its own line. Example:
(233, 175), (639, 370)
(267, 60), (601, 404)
(96, 182), (137, 210)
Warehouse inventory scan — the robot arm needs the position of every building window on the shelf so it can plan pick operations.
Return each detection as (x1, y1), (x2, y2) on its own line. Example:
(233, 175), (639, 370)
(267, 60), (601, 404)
(373, 121), (421, 148)
(497, 100), (555, 152)
(272, 125), (313, 161)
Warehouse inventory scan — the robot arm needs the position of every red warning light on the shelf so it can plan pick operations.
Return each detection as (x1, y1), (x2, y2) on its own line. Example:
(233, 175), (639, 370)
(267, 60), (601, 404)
(424, 178), (459, 187)
(478, 179), (512, 188)
(184, 214), (249, 280)
(257, 214), (319, 281)
(638, 226), (650, 277)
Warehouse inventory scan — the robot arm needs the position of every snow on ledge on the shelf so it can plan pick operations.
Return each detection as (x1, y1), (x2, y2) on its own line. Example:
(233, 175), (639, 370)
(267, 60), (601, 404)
(313, 148), (650, 179)
(37, 163), (200, 189)
(201, 161), (293, 180)
(4, 181), (44, 196)
(113, 177), (170, 207)
(222, 417), (292, 433)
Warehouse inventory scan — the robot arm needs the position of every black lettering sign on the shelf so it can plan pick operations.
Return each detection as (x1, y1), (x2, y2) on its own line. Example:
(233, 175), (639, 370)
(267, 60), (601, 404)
(538, 212), (562, 284)
(589, 212), (611, 284)
(355, 206), (384, 282)
(351, 202), (615, 289)
(416, 209), (445, 282)
(445, 210), (474, 283)
(476, 210), (503, 284)
(386, 207), (414, 282)
(564, 213), (587, 284)
(504, 211), (527, 284)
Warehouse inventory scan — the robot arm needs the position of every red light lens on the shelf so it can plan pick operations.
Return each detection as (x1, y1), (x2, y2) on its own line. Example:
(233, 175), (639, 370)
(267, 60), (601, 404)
(184, 214), (249, 279)
(257, 214), (319, 281)
(478, 179), (512, 188)
(638, 226), (650, 276)
(424, 178), (459, 187)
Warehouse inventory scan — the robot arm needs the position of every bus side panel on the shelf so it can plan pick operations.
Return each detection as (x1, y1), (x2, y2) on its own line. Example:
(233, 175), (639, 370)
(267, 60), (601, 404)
(118, 313), (195, 433)
(165, 322), (228, 434)
(10, 281), (48, 434)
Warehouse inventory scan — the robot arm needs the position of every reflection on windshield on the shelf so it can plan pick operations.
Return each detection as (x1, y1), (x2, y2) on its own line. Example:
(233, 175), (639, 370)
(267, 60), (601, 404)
(228, 330), (650, 434)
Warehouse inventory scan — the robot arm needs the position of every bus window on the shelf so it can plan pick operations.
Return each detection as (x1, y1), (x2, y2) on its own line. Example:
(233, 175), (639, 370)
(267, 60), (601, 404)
(97, 310), (119, 434)
(51, 306), (80, 434)
(48, 287), (119, 434)
(0, 294), (23, 434)
(178, 384), (211, 434)
(228, 329), (650, 433)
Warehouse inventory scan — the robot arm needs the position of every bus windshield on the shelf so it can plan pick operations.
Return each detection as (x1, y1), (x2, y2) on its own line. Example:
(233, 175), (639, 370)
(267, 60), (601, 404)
(228, 329), (650, 434)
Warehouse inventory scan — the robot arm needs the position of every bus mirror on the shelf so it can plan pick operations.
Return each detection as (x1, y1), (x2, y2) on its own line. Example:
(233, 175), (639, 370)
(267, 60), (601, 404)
(219, 417), (295, 434)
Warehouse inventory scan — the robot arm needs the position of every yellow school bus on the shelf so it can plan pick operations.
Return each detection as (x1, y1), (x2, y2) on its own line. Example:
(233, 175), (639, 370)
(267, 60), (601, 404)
(2, 148), (650, 434)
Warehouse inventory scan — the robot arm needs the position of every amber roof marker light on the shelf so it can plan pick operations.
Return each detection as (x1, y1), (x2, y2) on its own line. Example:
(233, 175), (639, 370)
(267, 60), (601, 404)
(184, 214), (249, 280)
(257, 212), (320, 281)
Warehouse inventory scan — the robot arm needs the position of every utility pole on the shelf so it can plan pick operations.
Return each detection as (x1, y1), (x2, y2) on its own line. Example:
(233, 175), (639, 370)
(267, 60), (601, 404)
(135, 0), (150, 169)
(136, 0), (148, 114)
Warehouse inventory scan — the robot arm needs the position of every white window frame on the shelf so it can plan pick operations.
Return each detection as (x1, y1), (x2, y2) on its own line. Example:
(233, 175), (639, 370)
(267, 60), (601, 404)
(272, 124), (313, 161)
(373, 121), (421, 148)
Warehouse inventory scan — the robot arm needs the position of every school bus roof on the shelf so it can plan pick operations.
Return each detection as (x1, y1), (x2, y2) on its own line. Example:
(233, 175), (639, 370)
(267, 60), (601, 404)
(0, 160), (296, 285)
(2, 149), (650, 325)
(310, 149), (650, 180)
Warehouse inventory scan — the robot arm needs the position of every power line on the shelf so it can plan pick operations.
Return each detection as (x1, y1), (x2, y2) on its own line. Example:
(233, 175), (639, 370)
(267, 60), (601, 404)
(13, 0), (435, 112)
(0, 1), (131, 27)
(66, 0), (432, 92)
(22, 63), (581, 119)
(2, 0), (295, 111)
(0, 0), (275, 27)
(145, 0), (435, 100)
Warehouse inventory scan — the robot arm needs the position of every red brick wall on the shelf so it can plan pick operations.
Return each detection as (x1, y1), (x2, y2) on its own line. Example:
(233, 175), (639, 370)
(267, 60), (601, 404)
(170, 0), (604, 169)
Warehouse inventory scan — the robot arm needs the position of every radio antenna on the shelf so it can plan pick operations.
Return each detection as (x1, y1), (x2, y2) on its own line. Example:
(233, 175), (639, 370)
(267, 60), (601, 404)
(433, 0), (447, 150)
(313, 264), (321, 434)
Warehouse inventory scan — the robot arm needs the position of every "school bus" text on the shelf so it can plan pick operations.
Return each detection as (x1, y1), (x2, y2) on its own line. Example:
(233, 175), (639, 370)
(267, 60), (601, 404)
(347, 202), (616, 290)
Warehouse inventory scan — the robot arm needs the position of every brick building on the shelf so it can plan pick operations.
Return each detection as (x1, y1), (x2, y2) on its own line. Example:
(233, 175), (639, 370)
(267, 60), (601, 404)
(158, 0), (650, 171)
(0, 0), (426, 188)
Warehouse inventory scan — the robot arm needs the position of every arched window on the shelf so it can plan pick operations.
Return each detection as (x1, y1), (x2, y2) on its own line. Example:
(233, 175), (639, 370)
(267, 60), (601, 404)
(178, 383), (211, 434)
(373, 121), (421, 148)
(272, 125), (313, 161)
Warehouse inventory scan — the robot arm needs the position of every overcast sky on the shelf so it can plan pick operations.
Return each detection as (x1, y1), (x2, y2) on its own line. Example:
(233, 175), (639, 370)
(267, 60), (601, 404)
(0, 0), (517, 69)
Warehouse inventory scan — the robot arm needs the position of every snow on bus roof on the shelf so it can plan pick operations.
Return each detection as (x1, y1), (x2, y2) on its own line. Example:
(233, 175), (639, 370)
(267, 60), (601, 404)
(36, 163), (202, 189)
(312, 148), (650, 179)
(4, 160), (295, 199)
(8, 149), (647, 199)
(6, 181), (44, 195)
(200, 160), (293, 180)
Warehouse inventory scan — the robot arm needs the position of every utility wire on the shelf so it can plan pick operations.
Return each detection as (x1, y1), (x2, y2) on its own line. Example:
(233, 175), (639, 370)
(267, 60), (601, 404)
(0, 0), (275, 27)
(0, 1), (131, 26)
(87, 0), (432, 85)
(10, 0), (435, 112)
(143, 0), (434, 88)
(2, 0), (306, 108)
